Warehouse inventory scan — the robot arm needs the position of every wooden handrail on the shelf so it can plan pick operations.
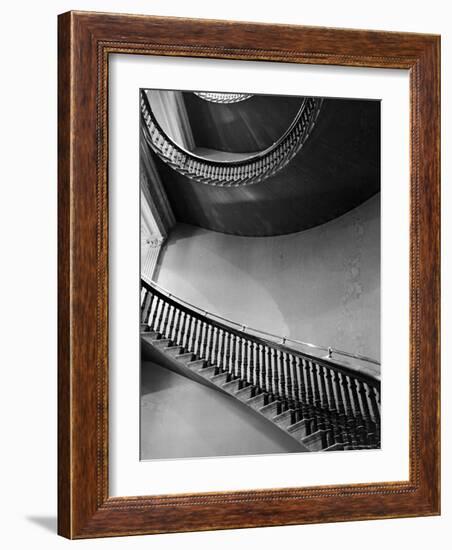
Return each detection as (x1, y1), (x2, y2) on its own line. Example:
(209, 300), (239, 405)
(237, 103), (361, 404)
(142, 279), (380, 383)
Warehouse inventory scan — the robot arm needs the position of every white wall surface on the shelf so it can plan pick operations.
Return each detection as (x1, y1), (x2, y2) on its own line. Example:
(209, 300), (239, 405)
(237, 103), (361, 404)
(157, 196), (380, 360)
(0, 1), (449, 549)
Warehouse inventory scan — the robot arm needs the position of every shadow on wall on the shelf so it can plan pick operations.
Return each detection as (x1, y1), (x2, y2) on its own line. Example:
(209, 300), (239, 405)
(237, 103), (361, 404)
(155, 194), (380, 360)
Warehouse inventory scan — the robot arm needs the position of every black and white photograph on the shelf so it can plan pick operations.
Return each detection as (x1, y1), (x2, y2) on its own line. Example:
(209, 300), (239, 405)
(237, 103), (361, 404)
(139, 88), (381, 460)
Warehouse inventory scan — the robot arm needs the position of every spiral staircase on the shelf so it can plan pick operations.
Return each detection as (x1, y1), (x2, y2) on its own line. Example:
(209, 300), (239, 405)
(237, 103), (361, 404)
(141, 280), (381, 453)
(140, 90), (381, 453)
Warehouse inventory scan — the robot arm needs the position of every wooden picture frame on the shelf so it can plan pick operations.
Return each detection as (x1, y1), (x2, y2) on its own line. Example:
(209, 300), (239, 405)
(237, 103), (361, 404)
(58, 11), (440, 539)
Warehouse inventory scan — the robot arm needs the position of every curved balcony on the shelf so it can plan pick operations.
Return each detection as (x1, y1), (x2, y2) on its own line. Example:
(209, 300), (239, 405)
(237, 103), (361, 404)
(193, 91), (253, 103)
(141, 90), (323, 187)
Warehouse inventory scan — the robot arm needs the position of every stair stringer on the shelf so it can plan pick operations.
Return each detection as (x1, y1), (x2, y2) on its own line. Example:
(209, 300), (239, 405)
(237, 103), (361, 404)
(141, 332), (311, 452)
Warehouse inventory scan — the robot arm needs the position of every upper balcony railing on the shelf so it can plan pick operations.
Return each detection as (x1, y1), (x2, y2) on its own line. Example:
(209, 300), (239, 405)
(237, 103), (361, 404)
(141, 90), (323, 187)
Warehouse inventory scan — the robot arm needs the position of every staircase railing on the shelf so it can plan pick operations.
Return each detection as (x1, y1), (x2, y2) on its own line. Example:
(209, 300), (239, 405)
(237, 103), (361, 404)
(141, 279), (381, 450)
(141, 90), (323, 187)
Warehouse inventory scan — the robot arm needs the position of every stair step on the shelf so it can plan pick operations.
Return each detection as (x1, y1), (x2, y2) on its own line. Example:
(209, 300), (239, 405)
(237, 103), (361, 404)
(164, 346), (183, 358)
(140, 323), (149, 332)
(221, 379), (241, 393)
(260, 401), (280, 418)
(211, 372), (229, 384)
(187, 359), (206, 370)
(140, 331), (160, 340)
(324, 443), (345, 452)
(272, 409), (294, 428)
(287, 419), (309, 439)
(246, 393), (266, 410)
(235, 386), (254, 401)
(197, 365), (217, 378)
(151, 338), (172, 348)
(301, 429), (327, 451)
(175, 352), (194, 365)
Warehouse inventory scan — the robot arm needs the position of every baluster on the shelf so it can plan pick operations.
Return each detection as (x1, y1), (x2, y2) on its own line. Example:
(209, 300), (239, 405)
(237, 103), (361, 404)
(310, 362), (321, 409)
(162, 303), (170, 338)
(254, 342), (260, 393)
(232, 334), (240, 378)
(294, 357), (306, 421)
(230, 334), (238, 378)
(167, 305), (176, 340)
(282, 352), (289, 407)
(205, 325), (213, 365)
(317, 364), (328, 409)
(170, 307), (180, 344)
(366, 382), (380, 424)
(239, 337), (246, 380)
(147, 293), (159, 327)
(341, 374), (358, 448)
(278, 351), (287, 409)
(265, 346), (273, 400)
(198, 321), (207, 358)
(318, 364), (334, 446)
(237, 336), (243, 379)
(176, 311), (185, 347)
(182, 314), (191, 350)
(271, 348), (279, 400)
(332, 371), (345, 419)
(347, 376), (360, 418)
(210, 326), (218, 366)
(356, 379), (373, 444)
(303, 359), (317, 432)
(324, 368), (342, 445)
(248, 341), (255, 389)
(295, 357), (306, 406)
(140, 287), (146, 306)
(216, 329), (224, 373)
(236, 336), (242, 380)
(193, 318), (202, 357)
(302, 359), (312, 407)
(189, 316), (198, 353)
(140, 290), (152, 324)
(190, 318), (197, 355)
(157, 299), (166, 335)
(242, 338), (249, 385)
(223, 332), (230, 375)
(150, 297), (162, 333)
(289, 354), (298, 410)
(285, 354), (294, 411)
(205, 323), (212, 362)
(259, 344), (266, 392)
(310, 363), (325, 434)
(373, 386), (381, 415)
(333, 370), (353, 446)
(168, 306), (178, 342)
(372, 385), (381, 444)
(158, 300), (170, 336)
(348, 377), (366, 445)
(242, 338), (248, 383)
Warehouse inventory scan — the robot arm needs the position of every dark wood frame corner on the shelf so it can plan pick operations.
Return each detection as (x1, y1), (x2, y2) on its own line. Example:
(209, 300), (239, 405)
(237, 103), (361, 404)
(58, 10), (440, 539)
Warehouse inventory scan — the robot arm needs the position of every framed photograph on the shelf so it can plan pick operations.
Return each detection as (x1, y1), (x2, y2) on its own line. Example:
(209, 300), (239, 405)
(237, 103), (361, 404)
(58, 11), (440, 538)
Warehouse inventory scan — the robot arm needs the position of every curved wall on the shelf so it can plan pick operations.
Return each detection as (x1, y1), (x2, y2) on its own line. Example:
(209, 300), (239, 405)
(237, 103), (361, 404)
(155, 194), (380, 360)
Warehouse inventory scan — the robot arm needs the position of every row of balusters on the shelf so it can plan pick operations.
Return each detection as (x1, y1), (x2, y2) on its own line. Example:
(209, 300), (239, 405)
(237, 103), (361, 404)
(141, 95), (320, 186)
(141, 286), (380, 450)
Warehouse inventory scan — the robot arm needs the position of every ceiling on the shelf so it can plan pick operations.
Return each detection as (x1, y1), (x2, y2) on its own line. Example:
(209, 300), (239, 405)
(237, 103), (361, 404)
(182, 92), (304, 154)
(145, 94), (380, 237)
